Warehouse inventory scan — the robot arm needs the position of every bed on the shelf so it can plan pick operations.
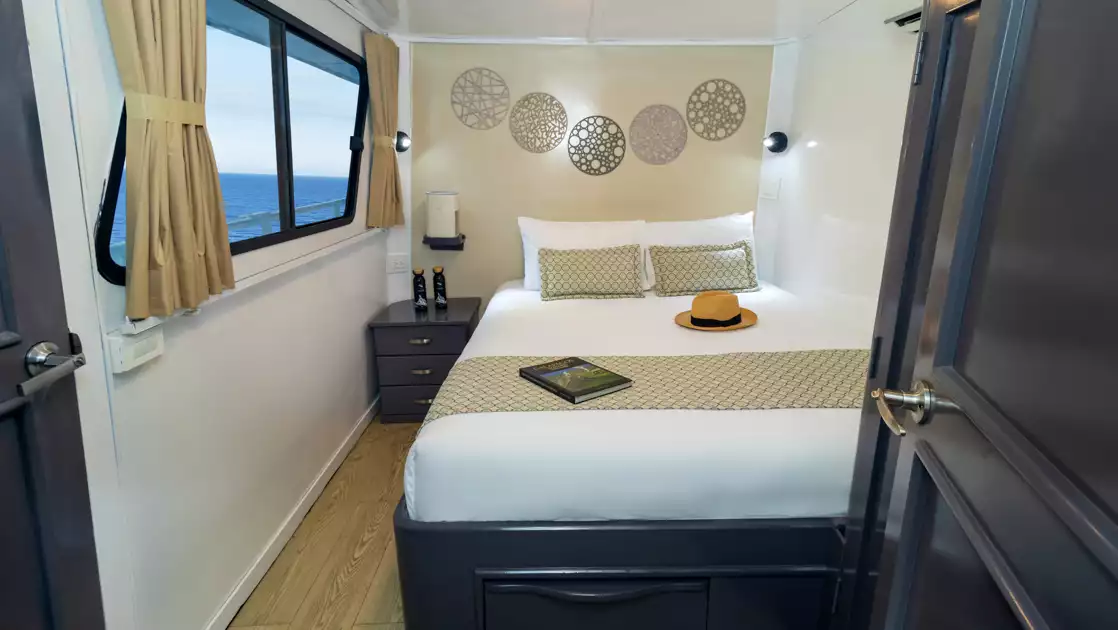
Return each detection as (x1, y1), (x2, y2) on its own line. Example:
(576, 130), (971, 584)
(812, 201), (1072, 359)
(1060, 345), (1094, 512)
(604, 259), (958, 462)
(395, 279), (876, 630)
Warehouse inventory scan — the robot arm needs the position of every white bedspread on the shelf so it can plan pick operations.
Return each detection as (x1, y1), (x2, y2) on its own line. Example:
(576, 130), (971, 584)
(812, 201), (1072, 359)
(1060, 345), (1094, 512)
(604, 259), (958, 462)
(405, 281), (876, 522)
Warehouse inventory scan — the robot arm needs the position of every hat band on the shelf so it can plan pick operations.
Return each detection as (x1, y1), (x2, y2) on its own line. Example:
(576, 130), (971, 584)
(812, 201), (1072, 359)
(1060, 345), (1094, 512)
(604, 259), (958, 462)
(690, 313), (743, 328)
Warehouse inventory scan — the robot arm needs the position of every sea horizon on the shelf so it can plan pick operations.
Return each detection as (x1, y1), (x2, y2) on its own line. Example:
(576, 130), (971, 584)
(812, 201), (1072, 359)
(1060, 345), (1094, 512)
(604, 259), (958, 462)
(110, 172), (350, 262)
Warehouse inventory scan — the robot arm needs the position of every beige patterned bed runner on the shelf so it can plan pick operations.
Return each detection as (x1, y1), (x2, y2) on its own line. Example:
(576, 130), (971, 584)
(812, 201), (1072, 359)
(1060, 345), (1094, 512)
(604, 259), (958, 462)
(424, 350), (869, 424)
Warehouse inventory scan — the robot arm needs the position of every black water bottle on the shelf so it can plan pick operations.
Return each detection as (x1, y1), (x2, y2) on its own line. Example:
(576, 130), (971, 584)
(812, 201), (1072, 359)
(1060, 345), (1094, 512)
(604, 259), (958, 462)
(433, 266), (448, 310)
(412, 268), (428, 311)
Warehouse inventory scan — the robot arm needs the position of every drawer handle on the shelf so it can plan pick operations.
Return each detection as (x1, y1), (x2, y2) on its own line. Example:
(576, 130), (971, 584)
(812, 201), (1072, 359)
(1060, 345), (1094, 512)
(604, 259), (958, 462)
(411, 368), (434, 376)
(486, 582), (704, 604)
(408, 338), (432, 346)
(414, 398), (435, 406)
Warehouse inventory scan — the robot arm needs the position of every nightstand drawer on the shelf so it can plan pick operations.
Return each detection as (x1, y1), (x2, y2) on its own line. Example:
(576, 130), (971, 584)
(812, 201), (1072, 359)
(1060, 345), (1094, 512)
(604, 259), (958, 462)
(381, 385), (442, 417)
(378, 355), (458, 386)
(375, 326), (467, 356)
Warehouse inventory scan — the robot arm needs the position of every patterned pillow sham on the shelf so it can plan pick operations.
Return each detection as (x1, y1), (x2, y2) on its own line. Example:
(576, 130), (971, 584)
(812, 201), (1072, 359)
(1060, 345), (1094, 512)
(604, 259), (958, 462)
(539, 244), (645, 301)
(648, 240), (759, 297)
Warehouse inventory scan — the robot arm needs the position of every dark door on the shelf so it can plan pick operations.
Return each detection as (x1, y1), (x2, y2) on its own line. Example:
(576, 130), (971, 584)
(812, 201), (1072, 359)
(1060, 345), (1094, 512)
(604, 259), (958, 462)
(0, 2), (106, 629)
(843, 0), (1118, 628)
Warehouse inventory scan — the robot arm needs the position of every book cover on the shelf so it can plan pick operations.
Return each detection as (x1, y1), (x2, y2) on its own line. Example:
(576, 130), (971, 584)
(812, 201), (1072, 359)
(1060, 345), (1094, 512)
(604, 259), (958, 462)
(519, 357), (633, 404)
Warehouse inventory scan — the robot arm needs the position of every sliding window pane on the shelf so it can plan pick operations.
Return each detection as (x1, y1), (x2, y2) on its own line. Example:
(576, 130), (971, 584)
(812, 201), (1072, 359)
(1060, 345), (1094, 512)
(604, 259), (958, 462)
(206, 0), (281, 243)
(109, 171), (126, 266)
(286, 32), (361, 227)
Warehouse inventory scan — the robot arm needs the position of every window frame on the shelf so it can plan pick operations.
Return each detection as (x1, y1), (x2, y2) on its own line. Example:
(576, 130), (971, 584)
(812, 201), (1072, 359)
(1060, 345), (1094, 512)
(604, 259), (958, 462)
(95, 0), (370, 286)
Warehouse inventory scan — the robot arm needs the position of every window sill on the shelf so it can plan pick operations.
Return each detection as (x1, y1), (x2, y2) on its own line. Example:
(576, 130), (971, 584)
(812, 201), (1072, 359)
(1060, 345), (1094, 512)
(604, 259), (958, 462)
(113, 226), (383, 336)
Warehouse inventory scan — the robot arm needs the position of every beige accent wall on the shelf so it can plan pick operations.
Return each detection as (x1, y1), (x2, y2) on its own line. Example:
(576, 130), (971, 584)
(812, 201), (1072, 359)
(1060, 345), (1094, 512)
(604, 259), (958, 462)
(412, 43), (773, 302)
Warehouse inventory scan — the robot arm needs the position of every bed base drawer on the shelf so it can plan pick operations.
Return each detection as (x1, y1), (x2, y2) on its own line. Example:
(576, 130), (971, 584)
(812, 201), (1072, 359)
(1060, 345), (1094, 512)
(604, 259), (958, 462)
(381, 385), (441, 417)
(484, 579), (707, 630)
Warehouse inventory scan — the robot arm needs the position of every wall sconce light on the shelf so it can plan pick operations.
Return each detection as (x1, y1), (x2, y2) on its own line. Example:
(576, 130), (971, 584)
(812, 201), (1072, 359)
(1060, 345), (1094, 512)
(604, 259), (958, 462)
(395, 131), (412, 153)
(763, 132), (789, 153)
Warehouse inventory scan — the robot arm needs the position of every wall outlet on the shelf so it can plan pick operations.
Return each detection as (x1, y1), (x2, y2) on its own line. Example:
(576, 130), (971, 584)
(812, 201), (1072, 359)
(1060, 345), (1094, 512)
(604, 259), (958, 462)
(108, 327), (164, 373)
(387, 253), (410, 274)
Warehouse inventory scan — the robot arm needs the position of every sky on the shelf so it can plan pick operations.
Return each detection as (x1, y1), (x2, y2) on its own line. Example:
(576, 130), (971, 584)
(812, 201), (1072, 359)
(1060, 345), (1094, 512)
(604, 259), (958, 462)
(205, 28), (360, 178)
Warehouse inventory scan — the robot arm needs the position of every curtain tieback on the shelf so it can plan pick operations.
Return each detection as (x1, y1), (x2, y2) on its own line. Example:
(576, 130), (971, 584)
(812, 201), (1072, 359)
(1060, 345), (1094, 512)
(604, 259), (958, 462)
(373, 135), (396, 149)
(125, 91), (206, 126)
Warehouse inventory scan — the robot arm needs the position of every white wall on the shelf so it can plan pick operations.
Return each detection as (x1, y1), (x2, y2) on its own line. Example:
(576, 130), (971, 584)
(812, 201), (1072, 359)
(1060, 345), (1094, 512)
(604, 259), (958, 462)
(22, 1), (403, 629)
(754, 42), (799, 282)
(764, 0), (917, 299)
(387, 38), (415, 303)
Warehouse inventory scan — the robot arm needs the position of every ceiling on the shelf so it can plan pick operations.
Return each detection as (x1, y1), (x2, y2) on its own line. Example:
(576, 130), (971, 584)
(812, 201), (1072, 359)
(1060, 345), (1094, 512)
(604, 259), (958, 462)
(352, 0), (914, 41)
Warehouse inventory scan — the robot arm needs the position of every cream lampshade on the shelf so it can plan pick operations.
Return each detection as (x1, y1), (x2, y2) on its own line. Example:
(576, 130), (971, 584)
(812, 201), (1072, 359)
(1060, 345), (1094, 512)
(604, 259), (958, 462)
(426, 191), (459, 239)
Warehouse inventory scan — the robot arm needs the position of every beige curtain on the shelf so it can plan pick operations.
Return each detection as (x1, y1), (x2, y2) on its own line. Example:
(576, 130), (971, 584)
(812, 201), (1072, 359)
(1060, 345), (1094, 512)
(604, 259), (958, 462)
(364, 33), (404, 228)
(103, 0), (235, 319)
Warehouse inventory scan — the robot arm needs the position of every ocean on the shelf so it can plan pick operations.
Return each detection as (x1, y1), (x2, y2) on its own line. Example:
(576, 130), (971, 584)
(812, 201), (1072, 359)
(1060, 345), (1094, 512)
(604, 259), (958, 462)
(110, 173), (350, 258)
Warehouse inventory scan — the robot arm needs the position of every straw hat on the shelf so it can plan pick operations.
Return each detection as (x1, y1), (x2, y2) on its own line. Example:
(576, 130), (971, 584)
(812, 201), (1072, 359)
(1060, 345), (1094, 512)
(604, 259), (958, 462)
(675, 291), (758, 332)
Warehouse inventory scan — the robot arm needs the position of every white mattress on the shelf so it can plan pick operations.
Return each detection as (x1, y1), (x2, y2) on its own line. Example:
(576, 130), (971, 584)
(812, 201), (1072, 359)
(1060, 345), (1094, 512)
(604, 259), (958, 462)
(405, 281), (876, 523)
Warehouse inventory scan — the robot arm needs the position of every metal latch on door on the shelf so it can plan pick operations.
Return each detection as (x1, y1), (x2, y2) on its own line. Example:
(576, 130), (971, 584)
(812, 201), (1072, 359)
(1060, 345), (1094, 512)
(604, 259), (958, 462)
(19, 332), (86, 397)
(0, 333), (86, 418)
(871, 381), (958, 437)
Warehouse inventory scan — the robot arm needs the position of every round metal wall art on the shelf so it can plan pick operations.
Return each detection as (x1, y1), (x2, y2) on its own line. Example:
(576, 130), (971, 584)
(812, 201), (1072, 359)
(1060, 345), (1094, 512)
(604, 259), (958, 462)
(450, 67), (510, 130)
(567, 116), (626, 176)
(687, 79), (747, 141)
(629, 104), (688, 165)
(509, 92), (569, 153)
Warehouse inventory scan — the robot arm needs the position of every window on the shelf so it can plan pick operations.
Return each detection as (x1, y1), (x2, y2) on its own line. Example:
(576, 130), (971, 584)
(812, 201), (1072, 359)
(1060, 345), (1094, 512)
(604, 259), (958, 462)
(95, 0), (369, 285)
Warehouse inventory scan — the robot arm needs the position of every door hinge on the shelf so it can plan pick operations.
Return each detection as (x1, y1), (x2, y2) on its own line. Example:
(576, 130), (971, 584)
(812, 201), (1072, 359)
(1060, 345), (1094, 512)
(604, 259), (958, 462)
(912, 30), (929, 86)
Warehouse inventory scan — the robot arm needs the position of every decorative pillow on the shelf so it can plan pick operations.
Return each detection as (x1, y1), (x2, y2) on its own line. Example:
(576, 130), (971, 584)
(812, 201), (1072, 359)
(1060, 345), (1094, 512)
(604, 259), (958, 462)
(642, 213), (755, 288)
(649, 240), (759, 297)
(539, 245), (645, 301)
(518, 217), (647, 291)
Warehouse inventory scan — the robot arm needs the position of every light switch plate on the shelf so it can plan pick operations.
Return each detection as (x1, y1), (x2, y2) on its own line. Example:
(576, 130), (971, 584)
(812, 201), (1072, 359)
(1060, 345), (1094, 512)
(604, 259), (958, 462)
(760, 176), (782, 200)
(387, 253), (409, 274)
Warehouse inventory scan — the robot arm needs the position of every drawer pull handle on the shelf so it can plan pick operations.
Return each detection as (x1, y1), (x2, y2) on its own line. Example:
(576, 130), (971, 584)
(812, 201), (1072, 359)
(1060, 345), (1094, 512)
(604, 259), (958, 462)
(414, 398), (435, 406)
(408, 338), (432, 346)
(486, 582), (704, 603)
(411, 368), (434, 376)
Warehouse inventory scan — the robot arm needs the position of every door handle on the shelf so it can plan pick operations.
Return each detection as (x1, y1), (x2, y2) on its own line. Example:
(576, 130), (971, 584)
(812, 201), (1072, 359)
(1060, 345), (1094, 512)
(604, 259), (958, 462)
(871, 381), (958, 436)
(408, 338), (432, 346)
(18, 341), (86, 397)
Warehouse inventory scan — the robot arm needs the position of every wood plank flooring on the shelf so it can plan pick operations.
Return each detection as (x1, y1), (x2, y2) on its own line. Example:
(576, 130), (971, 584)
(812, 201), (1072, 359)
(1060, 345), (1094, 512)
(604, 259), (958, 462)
(229, 420), (418, 630)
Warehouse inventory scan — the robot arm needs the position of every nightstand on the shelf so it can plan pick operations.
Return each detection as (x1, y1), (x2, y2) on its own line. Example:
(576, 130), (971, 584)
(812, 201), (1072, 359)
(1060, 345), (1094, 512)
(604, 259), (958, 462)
(368, 297), (481, 423)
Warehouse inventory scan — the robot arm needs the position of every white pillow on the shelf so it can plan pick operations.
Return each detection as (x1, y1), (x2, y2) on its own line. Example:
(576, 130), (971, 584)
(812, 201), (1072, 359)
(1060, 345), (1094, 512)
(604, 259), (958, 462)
(519, 217), (646, 290)
(642, 213), (756, 288)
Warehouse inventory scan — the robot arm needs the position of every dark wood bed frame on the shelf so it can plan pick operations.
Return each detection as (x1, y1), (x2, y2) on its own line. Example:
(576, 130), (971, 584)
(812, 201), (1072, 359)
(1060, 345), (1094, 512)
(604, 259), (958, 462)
(395, 501), (844, 630)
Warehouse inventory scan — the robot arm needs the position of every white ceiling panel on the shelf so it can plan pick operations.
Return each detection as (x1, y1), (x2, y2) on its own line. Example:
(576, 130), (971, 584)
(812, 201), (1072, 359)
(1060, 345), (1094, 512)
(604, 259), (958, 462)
(590, 0), (781, 41)
(408, 0), (597, 39)
(394, 0), (913, 41)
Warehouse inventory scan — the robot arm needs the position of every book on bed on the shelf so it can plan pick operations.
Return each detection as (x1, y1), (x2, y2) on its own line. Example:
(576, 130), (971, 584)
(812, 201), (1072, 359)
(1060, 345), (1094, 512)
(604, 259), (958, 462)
(519, 357), (633, 404)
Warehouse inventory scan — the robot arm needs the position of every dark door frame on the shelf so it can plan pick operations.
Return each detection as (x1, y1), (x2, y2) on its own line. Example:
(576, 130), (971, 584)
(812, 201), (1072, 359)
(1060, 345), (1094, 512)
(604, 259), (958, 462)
(0, 1), (106, 628)
(830, 1), (987, 627)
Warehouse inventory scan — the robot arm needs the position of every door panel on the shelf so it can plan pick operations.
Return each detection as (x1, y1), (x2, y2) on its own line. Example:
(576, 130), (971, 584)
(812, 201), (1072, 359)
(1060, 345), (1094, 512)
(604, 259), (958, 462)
(860, 0), (1118, 628)
(903, 466), (1021, 630)
(0, 417), (52, 630)
(951, 10), (1118, 517)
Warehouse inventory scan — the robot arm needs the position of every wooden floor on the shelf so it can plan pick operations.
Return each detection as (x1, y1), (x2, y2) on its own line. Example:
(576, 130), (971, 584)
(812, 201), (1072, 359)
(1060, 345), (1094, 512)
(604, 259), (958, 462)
(229, 420), (419, 630)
